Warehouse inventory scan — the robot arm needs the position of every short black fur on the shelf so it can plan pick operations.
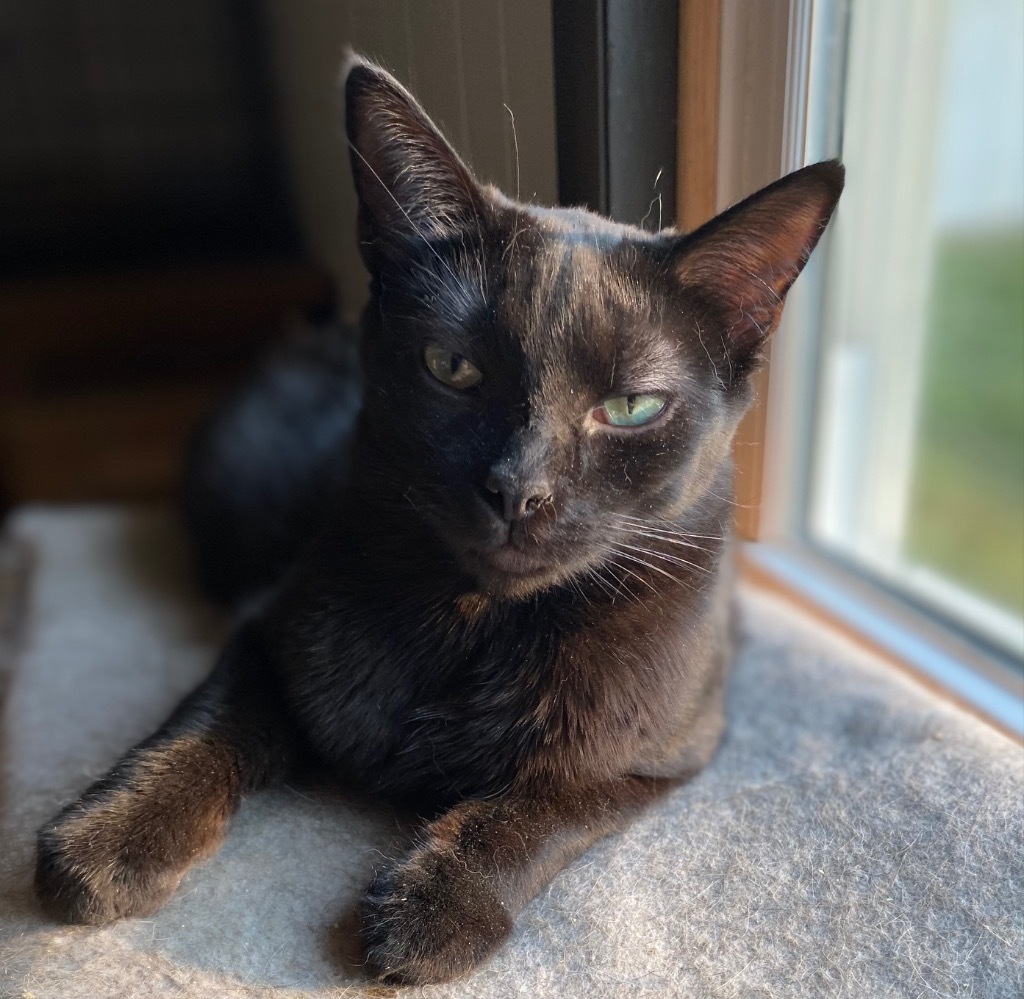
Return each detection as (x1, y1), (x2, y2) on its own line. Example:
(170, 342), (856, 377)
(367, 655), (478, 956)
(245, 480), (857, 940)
(36, 56), (843, 985)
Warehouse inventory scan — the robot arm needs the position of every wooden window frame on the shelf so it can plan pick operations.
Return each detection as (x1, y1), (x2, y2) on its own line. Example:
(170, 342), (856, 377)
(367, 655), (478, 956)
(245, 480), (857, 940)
(678, 0), (794, 541)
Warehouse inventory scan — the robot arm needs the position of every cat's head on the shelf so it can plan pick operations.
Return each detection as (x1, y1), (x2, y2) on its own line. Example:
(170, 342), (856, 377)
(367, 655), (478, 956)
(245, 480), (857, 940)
(344, 56), (842, 600)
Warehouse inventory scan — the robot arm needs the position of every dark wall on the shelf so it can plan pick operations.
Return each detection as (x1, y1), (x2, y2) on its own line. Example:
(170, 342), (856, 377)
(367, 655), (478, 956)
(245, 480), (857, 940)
(0, 0), (298, 278)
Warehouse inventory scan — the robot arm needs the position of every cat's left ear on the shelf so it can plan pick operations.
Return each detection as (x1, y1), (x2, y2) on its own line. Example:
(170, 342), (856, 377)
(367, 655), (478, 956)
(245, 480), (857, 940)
(670, 160), (844, 374)
(343, 53), (486, 272)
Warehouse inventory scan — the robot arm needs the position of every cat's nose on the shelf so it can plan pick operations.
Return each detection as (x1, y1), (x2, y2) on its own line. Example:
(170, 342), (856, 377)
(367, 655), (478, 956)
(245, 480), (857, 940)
(483, 471), (553, 522)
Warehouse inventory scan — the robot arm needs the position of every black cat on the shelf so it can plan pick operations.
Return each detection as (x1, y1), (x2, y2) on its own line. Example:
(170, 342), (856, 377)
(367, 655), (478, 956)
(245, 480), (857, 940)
(35, 56), (843, 985)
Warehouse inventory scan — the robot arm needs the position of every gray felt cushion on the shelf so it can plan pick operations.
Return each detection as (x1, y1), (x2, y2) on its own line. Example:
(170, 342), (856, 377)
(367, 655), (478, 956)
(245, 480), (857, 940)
(1, 506), (1021, 998)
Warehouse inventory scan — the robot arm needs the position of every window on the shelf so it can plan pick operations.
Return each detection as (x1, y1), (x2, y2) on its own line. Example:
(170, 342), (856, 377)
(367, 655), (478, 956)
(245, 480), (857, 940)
(737, 0), (1024, 733)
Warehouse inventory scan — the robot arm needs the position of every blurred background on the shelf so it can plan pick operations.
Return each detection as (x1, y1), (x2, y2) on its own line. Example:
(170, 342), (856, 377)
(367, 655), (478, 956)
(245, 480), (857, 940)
(2, 0), (329, 507)
(0, 0), (680, 512)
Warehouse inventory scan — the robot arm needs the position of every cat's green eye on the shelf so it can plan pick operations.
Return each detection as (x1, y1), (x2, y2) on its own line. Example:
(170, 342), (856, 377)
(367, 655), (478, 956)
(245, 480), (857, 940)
(424, 345), (483, 390)
(593, 393), (667, 427)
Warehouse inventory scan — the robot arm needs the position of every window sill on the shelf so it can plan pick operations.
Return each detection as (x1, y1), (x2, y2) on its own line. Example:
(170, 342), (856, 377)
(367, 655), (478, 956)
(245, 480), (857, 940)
(740, 540), (1024, 742)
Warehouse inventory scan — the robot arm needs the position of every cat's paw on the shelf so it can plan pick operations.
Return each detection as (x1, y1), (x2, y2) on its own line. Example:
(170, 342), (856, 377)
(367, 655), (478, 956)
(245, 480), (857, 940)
(360, 845), (513, 985)
(35, 800), (187, 925)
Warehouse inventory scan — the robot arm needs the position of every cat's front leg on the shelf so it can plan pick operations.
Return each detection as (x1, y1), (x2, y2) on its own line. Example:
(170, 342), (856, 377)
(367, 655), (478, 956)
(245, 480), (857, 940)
(35, 623), (290, 924)
(360, 774), (675, 985)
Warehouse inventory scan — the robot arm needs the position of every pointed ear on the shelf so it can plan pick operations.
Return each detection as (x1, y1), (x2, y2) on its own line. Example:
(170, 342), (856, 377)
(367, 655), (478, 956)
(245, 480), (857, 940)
(672, 160), (844, 371)
(342, 53), (485, 271)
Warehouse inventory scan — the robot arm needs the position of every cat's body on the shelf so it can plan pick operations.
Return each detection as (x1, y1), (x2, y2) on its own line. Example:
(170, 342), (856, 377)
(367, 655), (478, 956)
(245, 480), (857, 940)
(35, 57), (842, 985)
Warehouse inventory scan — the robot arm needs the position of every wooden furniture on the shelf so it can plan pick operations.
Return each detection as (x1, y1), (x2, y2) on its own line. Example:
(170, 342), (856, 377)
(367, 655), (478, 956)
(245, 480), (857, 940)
(0, 261), (332, 508)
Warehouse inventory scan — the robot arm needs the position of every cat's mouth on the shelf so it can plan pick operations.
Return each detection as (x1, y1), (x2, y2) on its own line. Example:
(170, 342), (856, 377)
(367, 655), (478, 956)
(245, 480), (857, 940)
(477, 544), (549, 577)
(447, 512), (585, 597)
(459, 539), (565, 598)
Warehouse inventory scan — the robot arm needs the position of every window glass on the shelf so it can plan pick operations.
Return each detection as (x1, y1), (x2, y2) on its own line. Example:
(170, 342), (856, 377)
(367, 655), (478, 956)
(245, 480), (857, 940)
(808, 0), (1024, 657)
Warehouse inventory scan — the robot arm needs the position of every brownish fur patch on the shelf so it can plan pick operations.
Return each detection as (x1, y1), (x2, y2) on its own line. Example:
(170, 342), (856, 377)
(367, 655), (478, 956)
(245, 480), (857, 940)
(57, 732), (238, 860)
(37, 729), (251, 923)
(454, 591), (491, 623)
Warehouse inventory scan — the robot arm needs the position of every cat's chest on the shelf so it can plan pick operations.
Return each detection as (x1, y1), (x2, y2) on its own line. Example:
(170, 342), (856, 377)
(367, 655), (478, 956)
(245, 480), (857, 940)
(274, 582), (556, 799)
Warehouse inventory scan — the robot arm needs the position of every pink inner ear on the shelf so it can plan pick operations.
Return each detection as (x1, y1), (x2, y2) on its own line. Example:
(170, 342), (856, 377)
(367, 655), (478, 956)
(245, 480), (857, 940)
(674, 165), (843, 353)
(680, 200), (827, 297)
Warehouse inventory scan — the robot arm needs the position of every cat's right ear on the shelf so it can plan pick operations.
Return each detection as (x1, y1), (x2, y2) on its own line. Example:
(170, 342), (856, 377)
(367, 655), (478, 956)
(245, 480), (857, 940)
(343, 53), (485, 272)
(668, 160), (844, 379)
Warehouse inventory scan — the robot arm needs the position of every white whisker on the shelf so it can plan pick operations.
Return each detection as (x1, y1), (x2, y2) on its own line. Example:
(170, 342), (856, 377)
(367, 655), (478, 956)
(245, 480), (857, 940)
(611, 515), (726, 542)
(503, 103), (521, 202)
(605, 559), (656, 597)
(606, 524), (711, 553)
(607, 548), (692, 590)
(611, 540), (711, 576)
